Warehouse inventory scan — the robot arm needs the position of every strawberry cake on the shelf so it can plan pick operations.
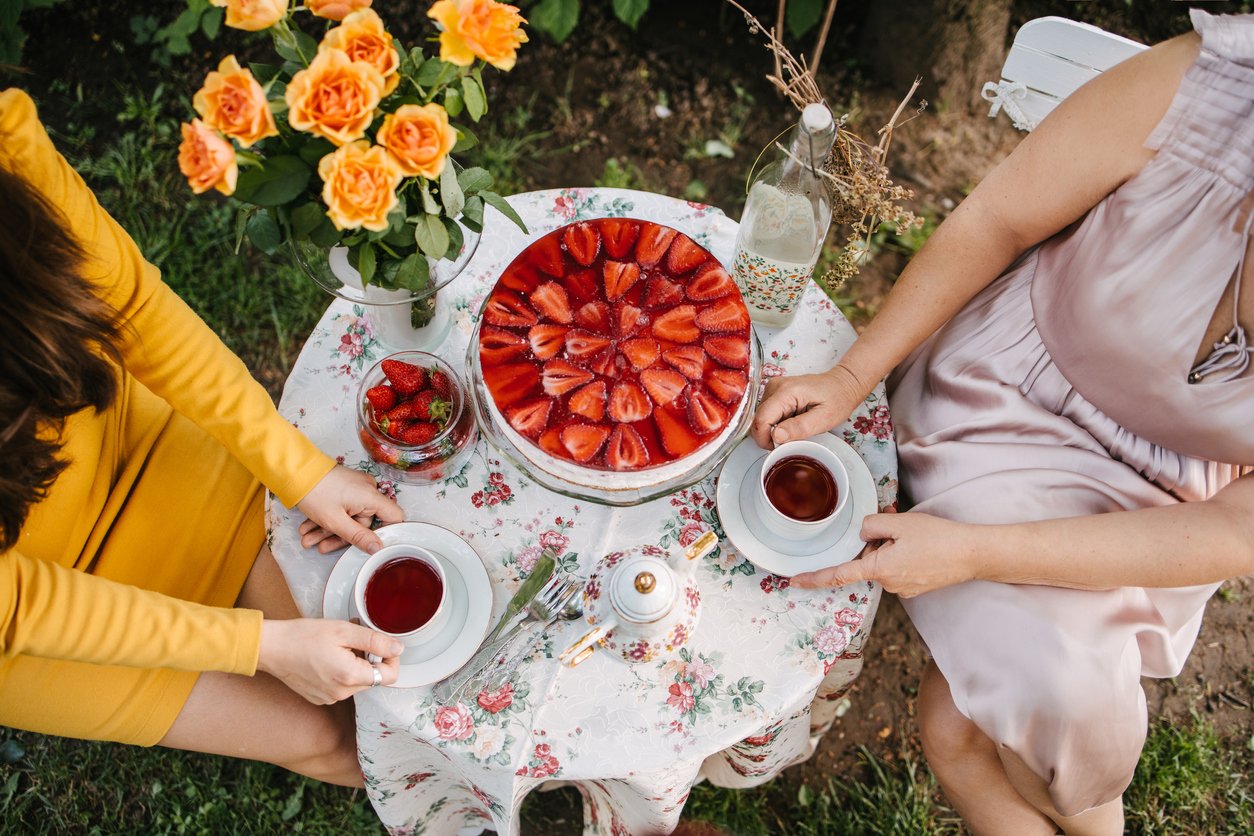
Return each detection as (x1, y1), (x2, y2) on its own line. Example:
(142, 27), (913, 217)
(472, 218), (758, 501)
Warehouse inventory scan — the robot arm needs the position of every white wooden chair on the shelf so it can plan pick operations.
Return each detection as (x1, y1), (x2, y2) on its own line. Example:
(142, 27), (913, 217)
(982, 16), (1147, 131)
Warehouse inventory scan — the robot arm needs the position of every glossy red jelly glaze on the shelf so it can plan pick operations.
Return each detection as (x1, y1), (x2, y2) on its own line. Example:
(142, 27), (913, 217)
(479, 219), (751, 471)
(764, 455), (838, 521)
(363, 557), (442, 634)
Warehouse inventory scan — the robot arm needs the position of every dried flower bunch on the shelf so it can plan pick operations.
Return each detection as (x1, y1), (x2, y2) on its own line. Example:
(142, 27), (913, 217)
(725, 0), (924, 289)
(178, 0), (530, 295)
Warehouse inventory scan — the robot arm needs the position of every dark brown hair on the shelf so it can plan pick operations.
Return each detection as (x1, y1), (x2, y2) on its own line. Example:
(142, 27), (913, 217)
(0, 164), (122, 551)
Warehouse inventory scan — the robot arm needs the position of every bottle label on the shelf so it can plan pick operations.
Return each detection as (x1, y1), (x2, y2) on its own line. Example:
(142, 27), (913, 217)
(731, 246), (814, 316)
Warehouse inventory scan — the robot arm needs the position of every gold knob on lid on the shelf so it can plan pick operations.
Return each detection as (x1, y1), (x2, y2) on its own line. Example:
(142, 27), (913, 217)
(634, 571), (656, 594)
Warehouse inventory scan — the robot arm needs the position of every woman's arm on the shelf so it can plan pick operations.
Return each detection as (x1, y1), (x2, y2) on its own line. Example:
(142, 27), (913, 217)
(794, 472), (1254, 596)
(752, 32), (1201, 447)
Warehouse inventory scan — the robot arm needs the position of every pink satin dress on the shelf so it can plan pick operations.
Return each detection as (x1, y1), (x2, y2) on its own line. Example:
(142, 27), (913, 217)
(888, 10), (1254, 816)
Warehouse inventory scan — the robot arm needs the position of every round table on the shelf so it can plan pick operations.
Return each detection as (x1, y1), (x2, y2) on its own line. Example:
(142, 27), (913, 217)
(268, 188), (898, 835)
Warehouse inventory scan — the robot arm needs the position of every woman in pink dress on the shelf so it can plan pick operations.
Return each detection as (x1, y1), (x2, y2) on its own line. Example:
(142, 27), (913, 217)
(754, 11), (1253, 834)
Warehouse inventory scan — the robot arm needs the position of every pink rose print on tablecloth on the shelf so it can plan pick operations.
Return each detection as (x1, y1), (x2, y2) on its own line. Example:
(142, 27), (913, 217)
(515, 544), (543, 574)
(833, 608), (864, 630)
(759, 574), (790, 594)
(476, 683), (514, 715)
(433, 704), (475, 741)
(678, 523), (705, 547)
(516, 742), (562, 778)
(667, 682), (696, 713)
(539, 529), (569, 553)
(813, 624), (849, 657)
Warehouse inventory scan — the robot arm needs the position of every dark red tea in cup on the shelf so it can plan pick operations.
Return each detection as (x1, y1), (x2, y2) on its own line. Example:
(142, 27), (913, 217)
(764, 455), (839, 522)
(363, 556), (443, 634)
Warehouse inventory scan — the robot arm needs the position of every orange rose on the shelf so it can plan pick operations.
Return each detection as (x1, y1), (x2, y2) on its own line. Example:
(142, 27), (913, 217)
(317, 141), (402, 231)
(320, 9), (400, 96)
(192, 55), (278, 147)
(428, 0), (528, 72)
(307, 0), (371, 21)
(286, 48), (385, 146)
(209, 0), (287, 32)
(375, 104), (456, 180)
(178, 120), (238, 196)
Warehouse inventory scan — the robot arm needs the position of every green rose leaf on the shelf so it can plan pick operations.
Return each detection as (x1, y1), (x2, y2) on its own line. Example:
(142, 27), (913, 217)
(418, 179), (441, 215)
(462, 195), (484, 232)
(357, 242), (377, 287)
(786, 0), (823, 39)
(291, 202), (325, 238)
(452, 126), (478, 153)
(416, 58), (452, 89)
(612, 0), (649, 29)
(297, 137), (336, 168)
(201, 6), (223, 39)
(245, 208), (282, 254)
(274, 27), (317, 66)
(413, 213), (450, 259)
(441, 216), (465, 260)
(248, 62), (281, 84)
(310, 216), (341, 248)
(456, 166), (493, 195)
(461, 76), (486, 122)
(233, 207), (249, 255)
(443, 86), (464, 118)
(480, 191), (529, 235)
(395, 253), (431, 295)
(530, 0), (580, 44)
(439, 163), (465, 218)
(233, 156), (311, 207)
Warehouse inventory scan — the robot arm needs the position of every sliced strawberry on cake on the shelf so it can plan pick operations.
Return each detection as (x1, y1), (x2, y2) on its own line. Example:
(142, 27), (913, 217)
(528, 324), (568, 360)
(606, 424), (650, 471)
(636, 223), (677, 267)
(687, 387), (730, 436)
(665, 233), (707, 275)
(609, 381), (652, 423)
(506, 398), (553, 440)
(480, 327), (528, 364)
(574, 300), (611, 333)
(604, 260), (641, 301)
(600, 218), (640, 259)
(662, 345), (706, 380)
(704, 335), (749, 368)
(485, 290), (539, 328)
(707, 368), (748, 405)
(565, 330), (612, 359)
(620, 337), (660, 371)
(687, 263), (736, 301)
(651, 304), (700, 343)
(530, 281), (573, 325)
(568, 380), (607, 421)
(541, 358), (595, 396)
(695, 298), (750, 333)
(639, 368), (687, 407)
(561, 423), (611, 463)
(563, 222), (601, 267)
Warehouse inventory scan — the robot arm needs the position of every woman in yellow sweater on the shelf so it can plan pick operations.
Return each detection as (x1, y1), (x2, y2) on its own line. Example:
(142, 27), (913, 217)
(0, 88), (405, 787)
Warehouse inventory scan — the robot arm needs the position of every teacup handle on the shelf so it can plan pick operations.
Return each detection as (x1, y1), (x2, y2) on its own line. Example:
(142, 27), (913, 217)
(684, 530), (719, 561)
(558, 618), (617, 667)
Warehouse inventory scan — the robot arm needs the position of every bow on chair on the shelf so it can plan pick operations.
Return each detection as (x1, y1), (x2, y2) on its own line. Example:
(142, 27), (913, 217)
(982, 80), (1038, 132)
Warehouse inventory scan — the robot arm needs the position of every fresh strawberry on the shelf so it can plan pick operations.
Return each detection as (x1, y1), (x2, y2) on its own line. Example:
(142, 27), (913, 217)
(599, 218), (640, 259)
(410, 389), (450, 423)
(482, 362), (539, 407)
(560, 423), (611, 463)
(381, 358), (426, 395)
(609, 381), (652, 423)
(563, 222), (601, 267)
(530, 234), (566, 277)
(501, 262), (543, 294)
(484, 290), (539, 328)
(360, 428), (400, 465)
(636, 223), (678, 267)
(564, 268), (599, 304)
(430, 369), (453, 400)
(565, 329), (612, 358)
(651, 304), (700, 343)
(541, 358), (595, 396)
(654, 405), (700, 456)
(574, 300), (611, 333)
(708, 368), (749, 404)
(639, 368), (687, 407)
(398, 421), (439, 445)
(505, 397), (553, 440)
(620, 337), (660, 370)
(527, 324), (568, 360)
(588, 348), (620, 378)
(663, 345), (706, 380)
(603, 260), (641, 301)
(530, 281), (573, 325)
(539, 426), (565, 456)
(665, 233), (707, 275)
(606, 424), (650, 471)
(613, 301), (646, 337)
(686, 262), (736, 301)
(704, 335), (749, 368)
(695, 298), (750, 333)
(365, 384), (397, 413)
(479, 327), (528, 364)
(687, 386), (730, 435)
(643, 276), (683, 309)
(567, 380), (607, 421)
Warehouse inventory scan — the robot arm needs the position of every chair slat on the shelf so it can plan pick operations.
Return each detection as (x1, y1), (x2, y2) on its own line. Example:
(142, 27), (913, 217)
(1015, 17), (1147, 71)
(1003, 47), (1102, 98)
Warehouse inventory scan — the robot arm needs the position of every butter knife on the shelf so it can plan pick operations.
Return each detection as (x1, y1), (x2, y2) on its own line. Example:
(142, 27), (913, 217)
(431, 550), (555, 702)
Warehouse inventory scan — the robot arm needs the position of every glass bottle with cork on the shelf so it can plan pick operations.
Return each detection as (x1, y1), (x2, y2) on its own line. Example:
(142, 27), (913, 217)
(731, 102), (835, 328)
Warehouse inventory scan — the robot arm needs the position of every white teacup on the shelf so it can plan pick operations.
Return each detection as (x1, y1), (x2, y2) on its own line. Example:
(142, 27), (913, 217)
(756, 439), (853, 541)
(353, 544), (450, 644)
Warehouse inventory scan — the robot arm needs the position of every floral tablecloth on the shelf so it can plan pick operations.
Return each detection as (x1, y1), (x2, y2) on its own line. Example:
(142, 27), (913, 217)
(269, 188), (898, 835)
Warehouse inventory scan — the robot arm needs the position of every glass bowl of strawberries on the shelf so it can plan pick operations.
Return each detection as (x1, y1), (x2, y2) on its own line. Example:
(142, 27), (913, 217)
(357, 351), (478, 484)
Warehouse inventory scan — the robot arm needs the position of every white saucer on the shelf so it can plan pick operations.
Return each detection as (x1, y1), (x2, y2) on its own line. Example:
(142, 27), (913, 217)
(323, 522), (493, 688)
(715, 433), (877, 577)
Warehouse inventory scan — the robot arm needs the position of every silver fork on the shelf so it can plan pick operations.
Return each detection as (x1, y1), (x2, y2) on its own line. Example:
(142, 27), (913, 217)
(433, 572), (583, 704)
(462, 579), (584, 696)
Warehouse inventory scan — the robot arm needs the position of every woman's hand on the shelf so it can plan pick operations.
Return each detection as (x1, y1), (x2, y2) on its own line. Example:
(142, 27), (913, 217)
(296, 465), (405, 554)
(257, 618), (404, 704)
(751, 364), (867, 449)
(791, 511), (983, 597)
